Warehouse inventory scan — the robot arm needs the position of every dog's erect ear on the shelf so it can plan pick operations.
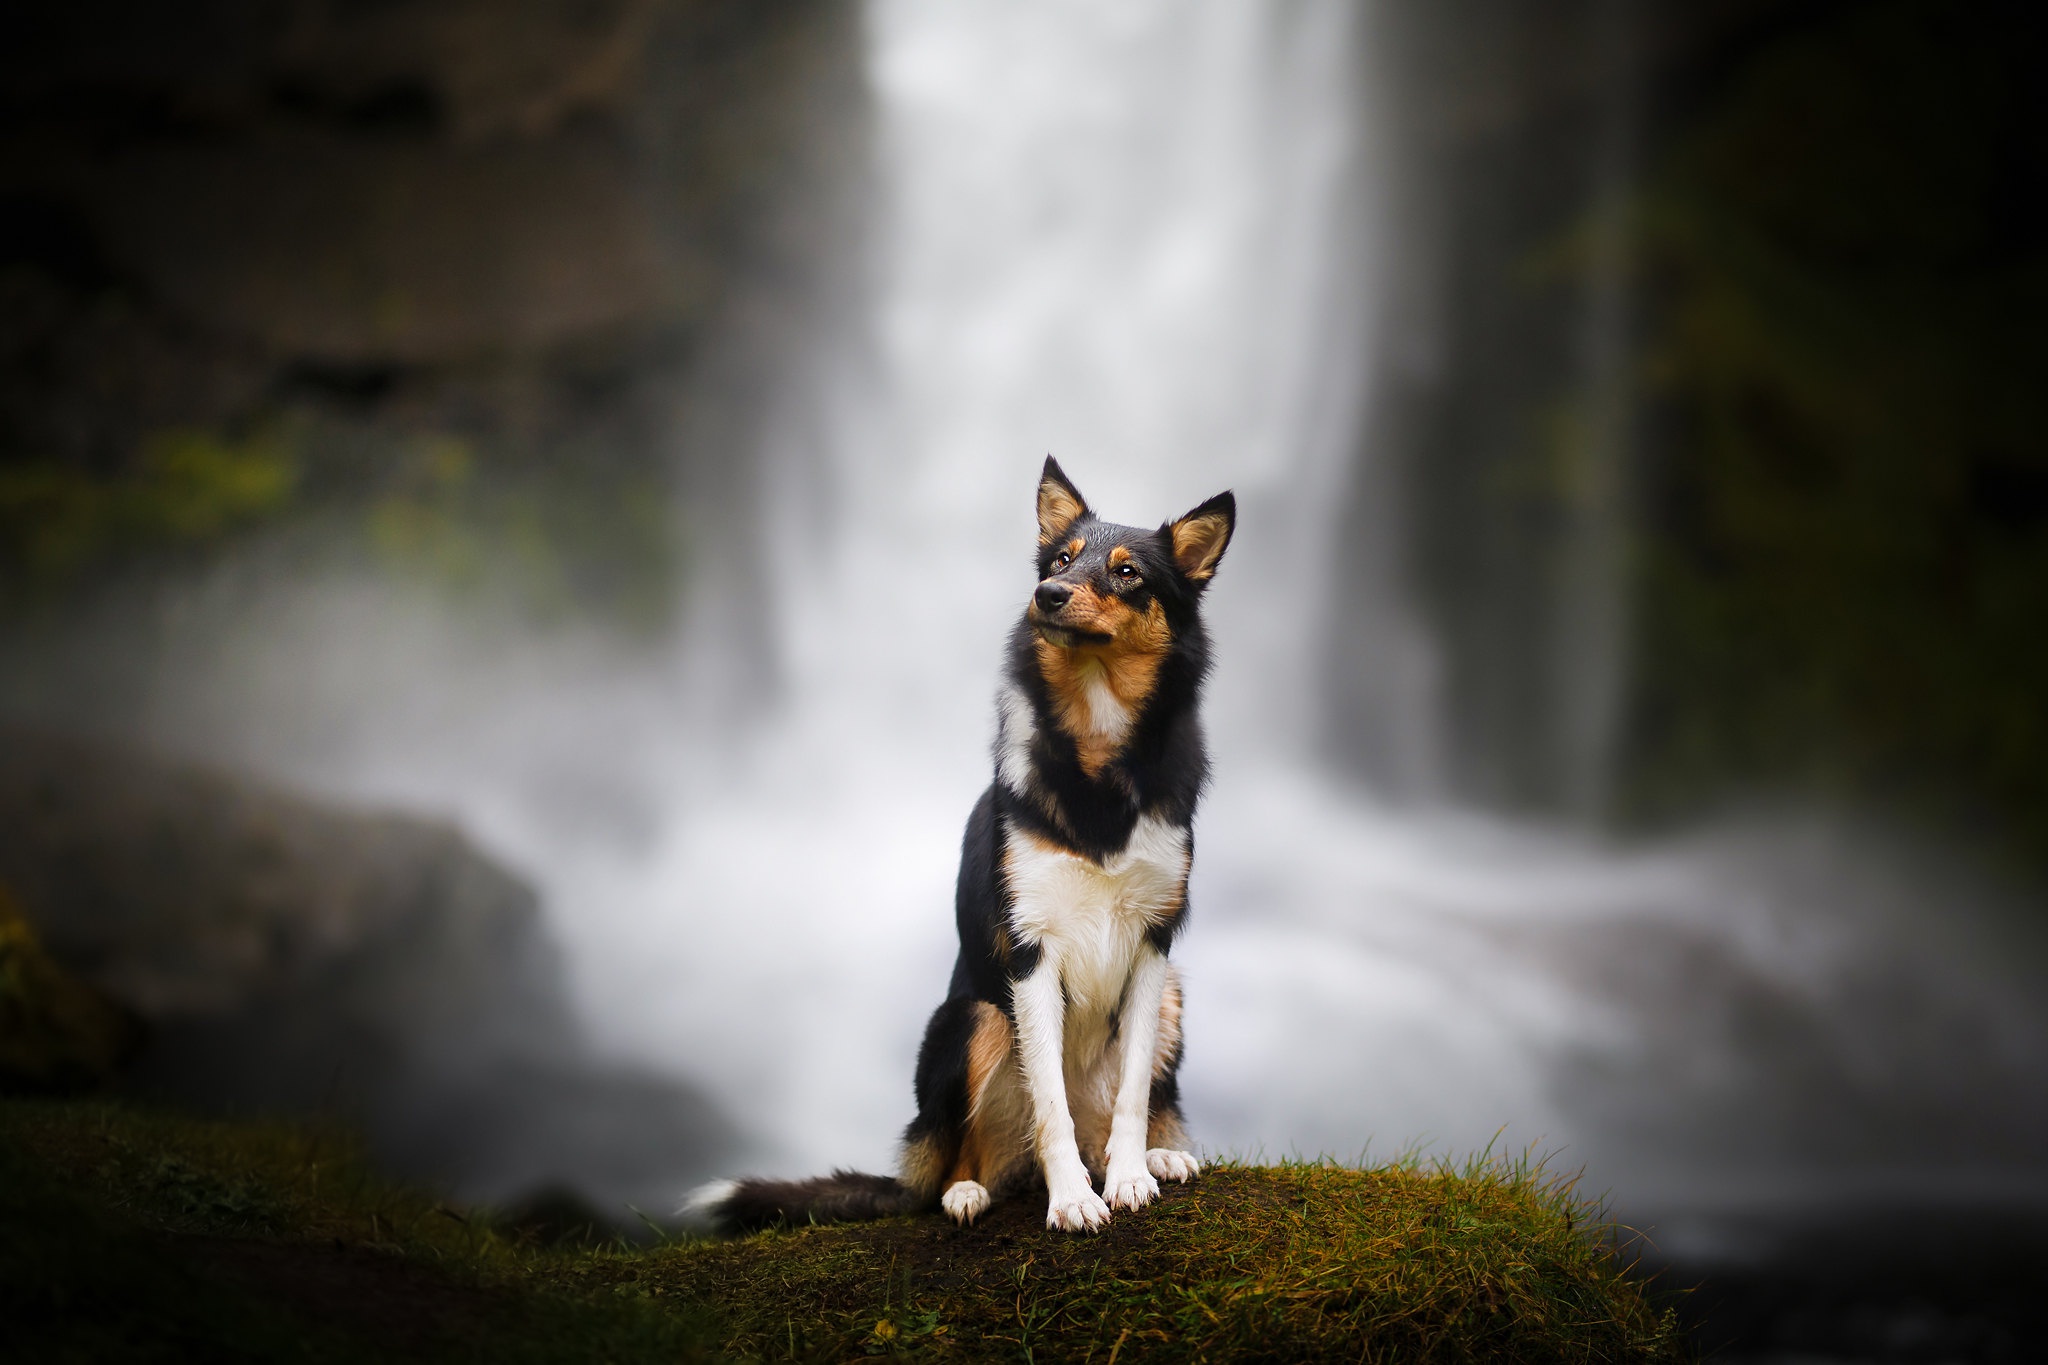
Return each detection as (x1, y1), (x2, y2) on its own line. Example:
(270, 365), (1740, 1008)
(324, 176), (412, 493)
(1166, 491), (1235, 583)
(1036, 457), (1089, 546)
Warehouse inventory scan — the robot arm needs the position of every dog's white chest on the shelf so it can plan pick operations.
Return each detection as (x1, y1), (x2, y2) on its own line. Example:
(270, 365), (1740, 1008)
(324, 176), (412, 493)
(1076, 666), (1132, 742)
(1006, 815), (1188, 1014)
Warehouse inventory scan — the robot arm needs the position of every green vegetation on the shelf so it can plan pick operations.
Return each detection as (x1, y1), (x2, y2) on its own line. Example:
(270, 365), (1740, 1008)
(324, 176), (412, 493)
(0, 412), (678, 628)
(0, 888), (142, 1092)
(0, 428), (296, 585)
(677, 1158), (1680, 1362)
(0, 1097), (1681, 1362)
(0, 1098), (714, 1364)
(345, 426), (680, 629)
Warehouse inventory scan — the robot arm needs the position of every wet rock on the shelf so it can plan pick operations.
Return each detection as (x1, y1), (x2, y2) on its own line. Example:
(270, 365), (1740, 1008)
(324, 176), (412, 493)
(0, 724), (737, 1210)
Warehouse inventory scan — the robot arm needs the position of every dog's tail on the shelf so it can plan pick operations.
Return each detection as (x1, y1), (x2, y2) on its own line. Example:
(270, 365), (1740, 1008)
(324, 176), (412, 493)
(681, 1170), (922, 1235)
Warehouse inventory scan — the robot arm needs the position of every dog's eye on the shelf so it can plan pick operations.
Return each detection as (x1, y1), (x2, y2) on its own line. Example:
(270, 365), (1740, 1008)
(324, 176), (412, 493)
(1115, 563), (1139, 580)
(1051, 553), (1070, 571)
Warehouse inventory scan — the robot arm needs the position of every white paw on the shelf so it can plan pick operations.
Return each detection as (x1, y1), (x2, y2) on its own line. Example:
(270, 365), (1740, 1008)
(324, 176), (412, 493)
(1044, 1182), (1112, 1233)
(941, 1179), (990, 1226)
(1146, 1148), (1200, 1183)
(1104, 1163), (1159, 1211)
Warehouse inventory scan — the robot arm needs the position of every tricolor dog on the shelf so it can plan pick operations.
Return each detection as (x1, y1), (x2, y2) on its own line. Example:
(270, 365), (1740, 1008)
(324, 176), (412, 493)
(692, 458), (1234, 1234)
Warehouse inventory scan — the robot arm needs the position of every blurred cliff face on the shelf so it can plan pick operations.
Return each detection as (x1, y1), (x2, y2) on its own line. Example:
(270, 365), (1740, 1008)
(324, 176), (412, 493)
(1338, 0), (2048, 867)
(0, 0), (864, 637)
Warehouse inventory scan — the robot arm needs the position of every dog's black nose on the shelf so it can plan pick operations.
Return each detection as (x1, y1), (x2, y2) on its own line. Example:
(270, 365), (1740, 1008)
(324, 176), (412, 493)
(1034, 582), (1071, 614)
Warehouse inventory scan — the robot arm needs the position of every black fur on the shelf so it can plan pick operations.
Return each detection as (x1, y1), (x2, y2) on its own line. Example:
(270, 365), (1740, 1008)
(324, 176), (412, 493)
(902, 994), (981, 1172)
(949, 787), (1038, 1003)
(711, 1171), (917, 1233)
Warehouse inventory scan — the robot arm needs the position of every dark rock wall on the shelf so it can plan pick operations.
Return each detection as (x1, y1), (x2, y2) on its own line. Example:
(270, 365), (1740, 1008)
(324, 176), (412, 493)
(1331, 0), (2048, 870)
(1620, 1), (2048, 860)
(1331, 0), (1787, 809)
(0, 0), (867, 625)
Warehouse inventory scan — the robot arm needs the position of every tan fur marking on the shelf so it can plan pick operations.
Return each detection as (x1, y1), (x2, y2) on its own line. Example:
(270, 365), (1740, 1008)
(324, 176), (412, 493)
(1145, 969), (1189, 1151)
(1067, 537), (1085, 559)
(1153, 973), (1184, 1081)
(1038, 480), (1088, 546)
(1169, 510), (1231, 581)
(1108, 545), (1131, 569)
(999, 836), (1027, 915)
(999, 833), (1022, 901)
(943, 1005), (1016, 1189)
(1148, 1108), (1190, 1152)
(899, 1131), (948, 1200)
(1032, 598), (1173, 777)
(947, 1123), (983, 1187)
(965, 1001), (1013, 1116)
(1010, 825), (1073, 860)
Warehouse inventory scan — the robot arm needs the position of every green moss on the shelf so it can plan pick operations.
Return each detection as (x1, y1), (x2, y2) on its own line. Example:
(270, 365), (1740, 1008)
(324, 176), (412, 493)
(0, 1098), (716, 1363)
(0, 887), (143, 1092)
(0, 427), (297, 585)
(0, 1097), (1681, 1362)
(354, 430), (678, 629)
(0, 398), (679, 628)
(670, 1159), (1679, 1362)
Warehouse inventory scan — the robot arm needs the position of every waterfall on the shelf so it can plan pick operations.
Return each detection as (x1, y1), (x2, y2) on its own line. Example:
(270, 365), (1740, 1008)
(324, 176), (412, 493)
(842, 0), (1374, 752)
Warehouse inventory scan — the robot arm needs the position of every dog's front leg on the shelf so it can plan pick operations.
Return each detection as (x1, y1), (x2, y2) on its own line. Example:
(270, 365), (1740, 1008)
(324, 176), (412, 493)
(1103, 947), (1167, 1210)
(1011, 960), (1112, 1233)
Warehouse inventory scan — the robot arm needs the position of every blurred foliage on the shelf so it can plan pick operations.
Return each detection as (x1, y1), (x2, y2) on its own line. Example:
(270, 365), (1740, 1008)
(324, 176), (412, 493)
(1620, 0), (2048, 863)
(349, 428), (679, 629)
(0, 427), (296, 584)
(0, 886), (142, 1094)
(0, 411), (679, 628)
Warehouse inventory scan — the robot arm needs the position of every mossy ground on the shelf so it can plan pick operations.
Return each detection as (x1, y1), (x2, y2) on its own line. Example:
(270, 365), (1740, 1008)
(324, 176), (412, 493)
(0, 1097), (1682, 1362)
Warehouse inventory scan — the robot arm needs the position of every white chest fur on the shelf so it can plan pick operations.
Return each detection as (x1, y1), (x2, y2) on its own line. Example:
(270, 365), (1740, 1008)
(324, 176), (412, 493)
(1005, 814), (1189, 1018)
(1075, 662), (1132, 743)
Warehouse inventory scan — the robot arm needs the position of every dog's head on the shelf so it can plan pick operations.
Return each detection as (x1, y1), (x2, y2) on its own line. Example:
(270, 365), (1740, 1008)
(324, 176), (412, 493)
(1024, 457), (1234, 655)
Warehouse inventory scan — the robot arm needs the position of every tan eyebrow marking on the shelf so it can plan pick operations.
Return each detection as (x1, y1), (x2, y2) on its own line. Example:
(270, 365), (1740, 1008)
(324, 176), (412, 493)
(1065, 537), (1085, 559)
(1108, 545), (1132, 568)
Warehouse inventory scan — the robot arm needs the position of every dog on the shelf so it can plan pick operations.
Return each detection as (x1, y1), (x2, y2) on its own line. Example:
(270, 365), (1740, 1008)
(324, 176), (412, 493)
(691, 457), (1234, 1235)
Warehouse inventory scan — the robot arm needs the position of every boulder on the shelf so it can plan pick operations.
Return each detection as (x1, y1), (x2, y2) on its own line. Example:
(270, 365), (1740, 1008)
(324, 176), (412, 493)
(0, 724), (735, 1210)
